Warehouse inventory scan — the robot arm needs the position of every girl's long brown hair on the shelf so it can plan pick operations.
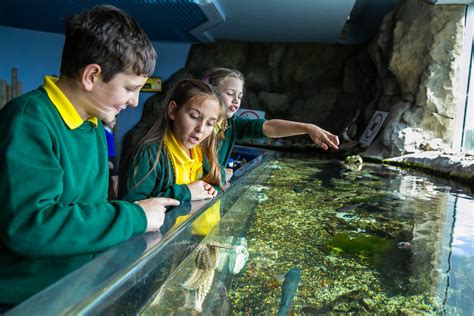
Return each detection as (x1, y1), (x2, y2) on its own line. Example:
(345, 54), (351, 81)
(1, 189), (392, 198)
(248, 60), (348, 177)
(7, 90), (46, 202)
(119, 79), (226, 193)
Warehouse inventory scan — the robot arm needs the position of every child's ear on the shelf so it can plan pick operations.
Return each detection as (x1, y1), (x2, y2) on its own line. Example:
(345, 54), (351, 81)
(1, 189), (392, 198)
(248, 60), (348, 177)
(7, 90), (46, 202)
(81, 64), (102, 91)
(168, 101), (177, 120)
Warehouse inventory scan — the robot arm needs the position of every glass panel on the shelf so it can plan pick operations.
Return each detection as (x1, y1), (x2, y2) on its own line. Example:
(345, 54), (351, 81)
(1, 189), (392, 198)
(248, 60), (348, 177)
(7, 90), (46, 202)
(463, 50), (474, 152)
(462, 5), (474, 153)
(6, 148), (272, 316)
(453, 3), (474, 153)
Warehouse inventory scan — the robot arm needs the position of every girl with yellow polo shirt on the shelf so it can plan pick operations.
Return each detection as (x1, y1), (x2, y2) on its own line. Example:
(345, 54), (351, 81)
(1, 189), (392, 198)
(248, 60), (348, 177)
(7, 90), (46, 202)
(118, 79), (226, 203)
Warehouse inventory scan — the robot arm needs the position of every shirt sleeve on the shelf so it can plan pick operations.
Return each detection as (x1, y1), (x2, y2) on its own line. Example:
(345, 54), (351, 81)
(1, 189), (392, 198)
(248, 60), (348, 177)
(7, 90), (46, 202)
(121, 144), (191, 203)
(0, 115), (147, 258)
(234, 117), (266, 140)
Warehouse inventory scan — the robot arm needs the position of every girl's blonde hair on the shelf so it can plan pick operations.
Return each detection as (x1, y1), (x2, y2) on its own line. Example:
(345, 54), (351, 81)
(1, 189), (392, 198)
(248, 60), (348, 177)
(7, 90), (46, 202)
(203, 67), (245, 133)
(119, 79), (226, 192)
(202, 67), (245, 88)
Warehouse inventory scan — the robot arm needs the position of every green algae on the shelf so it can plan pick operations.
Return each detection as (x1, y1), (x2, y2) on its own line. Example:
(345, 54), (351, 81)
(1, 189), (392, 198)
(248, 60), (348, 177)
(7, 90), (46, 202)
(227, 157), (444, 314)
(138, 156), (471, 315)
(328, 233), (395, 259)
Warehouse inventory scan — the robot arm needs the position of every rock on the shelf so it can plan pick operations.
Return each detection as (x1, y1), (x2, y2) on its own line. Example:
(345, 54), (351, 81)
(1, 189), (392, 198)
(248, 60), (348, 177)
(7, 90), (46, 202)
(345, 155), (363, 165)
(384, 151), (474, 185)
(258, 91), (291, 114)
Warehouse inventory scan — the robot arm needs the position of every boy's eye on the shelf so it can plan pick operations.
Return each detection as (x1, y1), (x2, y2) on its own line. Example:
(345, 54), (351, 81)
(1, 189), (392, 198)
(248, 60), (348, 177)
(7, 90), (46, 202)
(190, 114), (199, 119)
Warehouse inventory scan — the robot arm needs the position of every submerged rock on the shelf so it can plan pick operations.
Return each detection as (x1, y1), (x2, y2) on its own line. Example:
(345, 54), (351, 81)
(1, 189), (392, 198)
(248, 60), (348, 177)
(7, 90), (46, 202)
(345, 155), (364, 165)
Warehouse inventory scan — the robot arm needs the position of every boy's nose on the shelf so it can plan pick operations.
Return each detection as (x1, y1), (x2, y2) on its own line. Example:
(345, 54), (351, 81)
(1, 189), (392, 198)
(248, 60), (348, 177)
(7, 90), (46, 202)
(127, 93), (139, 107)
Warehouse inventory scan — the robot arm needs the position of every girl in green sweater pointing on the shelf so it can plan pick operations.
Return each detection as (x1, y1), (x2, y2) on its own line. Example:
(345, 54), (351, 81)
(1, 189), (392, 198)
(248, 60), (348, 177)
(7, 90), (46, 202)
(203, 67), (340, 181)
(119, 79), (226, 203)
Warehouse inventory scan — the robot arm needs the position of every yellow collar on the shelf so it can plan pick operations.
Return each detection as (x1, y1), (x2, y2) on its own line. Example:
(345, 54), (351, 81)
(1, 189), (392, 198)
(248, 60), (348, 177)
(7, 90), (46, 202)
(163, 130), (203, 185)
(43, 76), (98, 129)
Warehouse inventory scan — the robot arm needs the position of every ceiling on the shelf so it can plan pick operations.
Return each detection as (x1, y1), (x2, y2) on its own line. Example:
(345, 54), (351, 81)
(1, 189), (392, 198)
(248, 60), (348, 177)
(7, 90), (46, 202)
(0, 0), (402, 44)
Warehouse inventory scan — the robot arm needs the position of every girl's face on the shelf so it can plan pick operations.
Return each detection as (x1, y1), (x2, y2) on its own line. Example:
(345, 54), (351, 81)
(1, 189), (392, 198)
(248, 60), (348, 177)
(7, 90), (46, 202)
(169, 95), (221, 151)
(217, 77), (244, 118)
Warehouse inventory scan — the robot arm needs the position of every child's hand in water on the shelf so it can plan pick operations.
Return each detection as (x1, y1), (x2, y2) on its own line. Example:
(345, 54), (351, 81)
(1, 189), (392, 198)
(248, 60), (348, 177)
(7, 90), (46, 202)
(187, 180), (218, 200)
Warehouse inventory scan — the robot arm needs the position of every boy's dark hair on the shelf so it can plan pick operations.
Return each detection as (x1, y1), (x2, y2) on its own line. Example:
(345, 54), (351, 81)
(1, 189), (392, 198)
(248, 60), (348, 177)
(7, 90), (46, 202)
(60, 5), (157, 82)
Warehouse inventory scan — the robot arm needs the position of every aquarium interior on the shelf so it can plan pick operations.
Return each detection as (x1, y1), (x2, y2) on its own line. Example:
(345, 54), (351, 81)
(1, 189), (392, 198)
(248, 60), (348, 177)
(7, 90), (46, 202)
(6, 147), (473, 315)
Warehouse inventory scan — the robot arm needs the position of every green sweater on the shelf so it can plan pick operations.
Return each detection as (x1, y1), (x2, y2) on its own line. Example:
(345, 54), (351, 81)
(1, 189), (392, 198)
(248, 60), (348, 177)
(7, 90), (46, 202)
(119, 142), (225, 203)
(0, 88), (147, 305)
(218, 116), (266, 166)
(119, 143), (192, 202)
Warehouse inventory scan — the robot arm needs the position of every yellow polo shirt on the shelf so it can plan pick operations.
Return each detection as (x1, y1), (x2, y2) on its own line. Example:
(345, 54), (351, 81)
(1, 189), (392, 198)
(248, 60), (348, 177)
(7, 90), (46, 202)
(43, 76), (98, 129)
(163, 130), (220, 236)
(163, 130), (203, 184)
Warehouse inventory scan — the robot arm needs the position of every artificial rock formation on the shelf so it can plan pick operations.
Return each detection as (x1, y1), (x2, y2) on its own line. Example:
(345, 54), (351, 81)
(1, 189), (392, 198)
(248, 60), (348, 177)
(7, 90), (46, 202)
(364, 0), (465, 158)
(132, 0), (466, 159)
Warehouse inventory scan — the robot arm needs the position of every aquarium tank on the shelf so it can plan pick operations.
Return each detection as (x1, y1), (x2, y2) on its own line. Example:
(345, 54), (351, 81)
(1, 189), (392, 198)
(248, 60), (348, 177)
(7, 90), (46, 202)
(6, 147), (473, 315)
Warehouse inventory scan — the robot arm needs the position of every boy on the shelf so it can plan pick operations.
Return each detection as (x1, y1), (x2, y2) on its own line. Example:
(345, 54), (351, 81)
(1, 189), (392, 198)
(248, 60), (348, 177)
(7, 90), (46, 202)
(0, 5), (179, 308)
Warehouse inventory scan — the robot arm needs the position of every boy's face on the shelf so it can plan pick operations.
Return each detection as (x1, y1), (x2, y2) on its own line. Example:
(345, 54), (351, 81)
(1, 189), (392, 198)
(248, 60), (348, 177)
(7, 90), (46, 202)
(217, 77), (243, 118)
(85, 73), (147, 123)
(169, 95), (220, 151)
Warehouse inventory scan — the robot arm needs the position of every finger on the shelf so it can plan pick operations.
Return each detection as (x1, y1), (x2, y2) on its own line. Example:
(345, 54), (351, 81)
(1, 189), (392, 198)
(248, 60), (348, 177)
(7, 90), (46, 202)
(320, 134), (338, 150)
(208, 187), (216, 195)
(328, 138), (339, 149)
(154, 197), (180, 206)
(329, 134), (340, 146)
(313, 138), (328, 150)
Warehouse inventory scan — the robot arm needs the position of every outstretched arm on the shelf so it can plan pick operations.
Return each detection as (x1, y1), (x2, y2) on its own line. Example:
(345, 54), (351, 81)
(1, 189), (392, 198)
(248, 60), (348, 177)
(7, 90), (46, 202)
(262, 119), (339, 150)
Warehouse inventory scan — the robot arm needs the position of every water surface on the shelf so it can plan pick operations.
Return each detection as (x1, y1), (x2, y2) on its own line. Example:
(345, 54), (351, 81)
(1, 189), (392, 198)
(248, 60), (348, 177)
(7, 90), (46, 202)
(144, 157), (474, 315)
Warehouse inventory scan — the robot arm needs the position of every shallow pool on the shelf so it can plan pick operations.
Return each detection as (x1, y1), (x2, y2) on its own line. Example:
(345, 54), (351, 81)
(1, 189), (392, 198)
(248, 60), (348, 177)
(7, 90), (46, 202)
(146, 156), (473, 314)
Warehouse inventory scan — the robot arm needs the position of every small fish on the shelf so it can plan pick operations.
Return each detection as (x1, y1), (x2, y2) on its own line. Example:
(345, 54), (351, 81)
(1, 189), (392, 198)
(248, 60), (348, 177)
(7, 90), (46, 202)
(293, 186), (303, 193)
(397, 241), (413, 250)
(277, 267), (301, 316)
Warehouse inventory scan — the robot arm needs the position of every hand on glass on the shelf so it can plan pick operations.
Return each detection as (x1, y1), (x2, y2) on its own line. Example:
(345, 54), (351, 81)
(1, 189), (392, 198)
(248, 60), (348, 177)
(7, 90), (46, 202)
(136, 197), (180, 232)
(187, 180), (218, 200)
(225, 168), (233, 182)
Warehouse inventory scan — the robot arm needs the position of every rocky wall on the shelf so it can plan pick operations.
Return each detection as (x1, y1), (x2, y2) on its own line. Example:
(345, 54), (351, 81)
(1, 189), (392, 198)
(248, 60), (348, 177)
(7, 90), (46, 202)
(132, 0), (466, 159)
(363, 0), (465, 158)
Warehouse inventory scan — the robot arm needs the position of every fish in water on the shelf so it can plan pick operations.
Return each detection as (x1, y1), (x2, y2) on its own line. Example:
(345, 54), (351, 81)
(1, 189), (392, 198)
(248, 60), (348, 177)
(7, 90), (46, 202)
(397, 241), (414, 250)
(277, 267), (301, 316)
